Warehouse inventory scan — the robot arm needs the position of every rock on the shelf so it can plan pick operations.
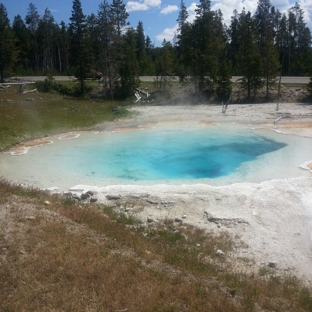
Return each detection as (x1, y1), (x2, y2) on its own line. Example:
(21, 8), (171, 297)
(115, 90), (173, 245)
(147, 218), (154, 223)
(215, 249), (225, 257)
(147, 199), (158, 204)
(86, 191), (94, 196)
(81, 193), (90, 200)
(45, 186), (59, 192)
(106, 194), (121, 200)
(90, 198), (98, 203)
(268, 261), (277, 268)
(125, 208), (130, 212)
(44, 201), (51, 205)
(205, 211), (249, 225)
(182, 214), (187, 219)
(174, 217), (182, 223)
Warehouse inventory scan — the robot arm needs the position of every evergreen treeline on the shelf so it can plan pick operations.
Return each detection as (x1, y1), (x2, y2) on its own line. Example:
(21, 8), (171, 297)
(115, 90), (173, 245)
(0, 0), (311, 99)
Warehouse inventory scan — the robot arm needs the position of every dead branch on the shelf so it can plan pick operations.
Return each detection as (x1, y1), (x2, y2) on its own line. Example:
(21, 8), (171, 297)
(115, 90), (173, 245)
(0, 84), (11, 91)
(21, 89), (38, 94)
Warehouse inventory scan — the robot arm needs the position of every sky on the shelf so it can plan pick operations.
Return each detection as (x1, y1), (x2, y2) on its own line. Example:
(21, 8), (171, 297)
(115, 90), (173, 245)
(2, 0), (312, 46)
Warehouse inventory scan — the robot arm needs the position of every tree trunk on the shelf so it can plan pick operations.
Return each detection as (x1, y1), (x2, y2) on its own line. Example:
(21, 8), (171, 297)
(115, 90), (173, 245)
(58, 47), (62, 72)
(0, 68), (4, 83)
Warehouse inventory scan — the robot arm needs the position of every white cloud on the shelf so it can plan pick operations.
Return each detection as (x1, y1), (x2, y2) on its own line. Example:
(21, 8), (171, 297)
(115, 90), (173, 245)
(156, 2), (197, 42)
(211, 0), (258, 26)
(126, 0), (161, 12)
(156, 24), (178, 42)
(160, 5), (178, 15)
(186, 2), (197, 23)
(145, 0), (161, 7)
(126, 1), (149, 12)
(299, 0), (312, 31)
(155, 2), (197, 43)
(48, 8), (59, 13)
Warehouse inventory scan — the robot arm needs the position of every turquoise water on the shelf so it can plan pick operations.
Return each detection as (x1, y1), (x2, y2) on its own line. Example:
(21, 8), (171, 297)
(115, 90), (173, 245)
(2, 126), (312, 190)
(61, 129), (287, 181)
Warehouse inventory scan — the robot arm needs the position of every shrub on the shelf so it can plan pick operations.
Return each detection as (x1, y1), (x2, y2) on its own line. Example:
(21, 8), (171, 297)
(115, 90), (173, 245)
(35, 74), (55, 92)
(307, 77), (312, 98)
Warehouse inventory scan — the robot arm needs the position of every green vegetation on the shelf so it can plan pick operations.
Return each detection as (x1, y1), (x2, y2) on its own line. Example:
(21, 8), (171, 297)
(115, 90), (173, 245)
(0, 0), (311, 101)
(0, 83), (129, 150)
(1, 179), (312, 311)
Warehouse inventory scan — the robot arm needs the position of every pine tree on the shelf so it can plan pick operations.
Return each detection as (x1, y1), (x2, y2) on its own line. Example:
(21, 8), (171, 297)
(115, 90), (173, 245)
(55, 21), (70, 73)
(119, 28), (139, 97)
(261, 34), (279, 99)
(254, 0), (274, 45)
(195, 0), (211, 17)
(25, 3), (40, 70)
(136, 21), (147, 74)
(216, 60), (232, 102)
(38, 8), (57, 72)
(190, 5), (223, 94)
(287, 3), (312, 75)
(69, 0), (91, 94)
(109, 0), (129, 38)
(254, 0), (279, 98)
(57, 21), (70, 73)
(98, 0), (116, 100)
(12, 15), (31, 72)
(176, 0), (189, 81)
(236, 10), (263, 99)
(143, 35), (155, 75)
(0, 4), (17, 82)
(229, 10), (240, 72)
(155, 40), (175, 92)
(86, 13), (100, 71)
(177, 0), (188, 29)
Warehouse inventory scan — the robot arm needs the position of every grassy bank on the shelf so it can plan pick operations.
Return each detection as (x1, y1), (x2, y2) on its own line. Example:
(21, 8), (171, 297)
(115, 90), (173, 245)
(0, 84), (129, 150)
(1, 180), (312, 311)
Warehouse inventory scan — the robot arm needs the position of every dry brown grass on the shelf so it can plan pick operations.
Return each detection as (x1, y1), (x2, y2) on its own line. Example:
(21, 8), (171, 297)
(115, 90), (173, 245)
(1, 179), (312, 311)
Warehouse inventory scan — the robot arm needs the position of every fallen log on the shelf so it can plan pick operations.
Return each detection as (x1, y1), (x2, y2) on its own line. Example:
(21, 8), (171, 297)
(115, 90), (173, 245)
(0, 84), (11, 91)
(21, 88), (38, 94)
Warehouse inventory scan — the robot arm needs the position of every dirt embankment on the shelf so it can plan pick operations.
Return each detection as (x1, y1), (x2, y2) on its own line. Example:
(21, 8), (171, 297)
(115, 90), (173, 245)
(159, 82), (311, 105)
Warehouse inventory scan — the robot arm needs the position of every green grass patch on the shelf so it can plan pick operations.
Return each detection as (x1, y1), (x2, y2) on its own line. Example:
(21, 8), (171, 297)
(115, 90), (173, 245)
(0, 85), (130, 150)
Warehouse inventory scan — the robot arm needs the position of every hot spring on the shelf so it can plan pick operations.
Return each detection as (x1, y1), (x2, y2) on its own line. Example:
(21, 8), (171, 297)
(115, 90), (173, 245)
(0, 125), (311, 190)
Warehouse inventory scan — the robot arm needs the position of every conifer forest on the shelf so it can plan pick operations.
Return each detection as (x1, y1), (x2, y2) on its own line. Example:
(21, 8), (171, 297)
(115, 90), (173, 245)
(0, 0), (312, 99)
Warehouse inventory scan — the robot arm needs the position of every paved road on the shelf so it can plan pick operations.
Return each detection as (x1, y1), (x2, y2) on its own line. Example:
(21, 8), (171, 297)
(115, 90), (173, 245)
(11, 76), (311, 84)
